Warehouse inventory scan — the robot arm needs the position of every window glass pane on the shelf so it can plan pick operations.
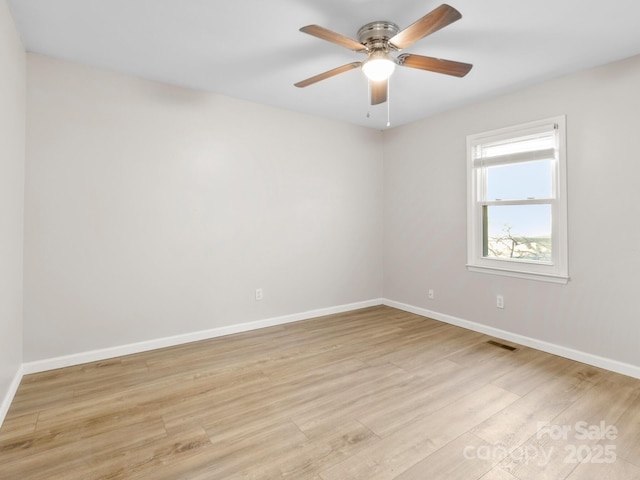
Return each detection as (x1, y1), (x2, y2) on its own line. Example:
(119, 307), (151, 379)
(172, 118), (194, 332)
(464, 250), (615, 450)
(483, 204), (552, 263)
(486, 160), (553, 201)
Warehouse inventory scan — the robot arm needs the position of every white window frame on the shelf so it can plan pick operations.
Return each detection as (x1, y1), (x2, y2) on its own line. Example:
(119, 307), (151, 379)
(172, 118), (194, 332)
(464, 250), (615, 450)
(466, 116), (568, 284)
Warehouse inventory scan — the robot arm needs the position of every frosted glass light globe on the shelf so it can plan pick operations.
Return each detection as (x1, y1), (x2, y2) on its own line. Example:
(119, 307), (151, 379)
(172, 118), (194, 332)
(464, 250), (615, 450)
(362, 53), (396, 81)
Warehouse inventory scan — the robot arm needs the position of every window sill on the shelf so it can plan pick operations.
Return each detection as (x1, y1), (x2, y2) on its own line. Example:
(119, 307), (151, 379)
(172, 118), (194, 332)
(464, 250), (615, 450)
(467, 264), (569, 284)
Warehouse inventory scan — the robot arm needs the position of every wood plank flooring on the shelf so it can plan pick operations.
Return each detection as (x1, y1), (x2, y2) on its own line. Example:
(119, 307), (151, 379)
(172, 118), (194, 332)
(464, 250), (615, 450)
(1, 306), (639, 479)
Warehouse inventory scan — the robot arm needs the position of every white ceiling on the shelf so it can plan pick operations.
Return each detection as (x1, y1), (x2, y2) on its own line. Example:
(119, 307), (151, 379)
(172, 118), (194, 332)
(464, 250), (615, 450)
(8, 0), (640, 130)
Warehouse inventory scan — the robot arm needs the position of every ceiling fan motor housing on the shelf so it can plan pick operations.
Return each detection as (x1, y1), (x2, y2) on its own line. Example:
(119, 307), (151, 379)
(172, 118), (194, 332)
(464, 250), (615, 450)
(357, 21), (400, 52)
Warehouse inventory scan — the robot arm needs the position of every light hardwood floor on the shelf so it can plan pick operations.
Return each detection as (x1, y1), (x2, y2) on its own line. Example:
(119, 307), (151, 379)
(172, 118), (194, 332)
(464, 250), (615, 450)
(1, 306), (639, 479)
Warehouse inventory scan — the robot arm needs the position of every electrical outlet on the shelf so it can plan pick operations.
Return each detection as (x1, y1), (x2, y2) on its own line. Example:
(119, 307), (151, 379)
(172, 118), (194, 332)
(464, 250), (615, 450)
(255, 288), (263, 301)
(428, 289), (434, 299)
(496, 295), (504, 309)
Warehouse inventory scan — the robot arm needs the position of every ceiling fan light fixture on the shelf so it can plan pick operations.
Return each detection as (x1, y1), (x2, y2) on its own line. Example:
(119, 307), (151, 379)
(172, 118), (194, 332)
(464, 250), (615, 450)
(295, 5), (472, 108)
(362, 52), (396, 81)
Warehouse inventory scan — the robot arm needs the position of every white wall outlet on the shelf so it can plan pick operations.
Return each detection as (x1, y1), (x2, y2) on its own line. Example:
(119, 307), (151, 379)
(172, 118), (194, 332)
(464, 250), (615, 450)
(255, 288), (263, 301)
(428, 289), (434, 299)
(496, 295), (504, 309)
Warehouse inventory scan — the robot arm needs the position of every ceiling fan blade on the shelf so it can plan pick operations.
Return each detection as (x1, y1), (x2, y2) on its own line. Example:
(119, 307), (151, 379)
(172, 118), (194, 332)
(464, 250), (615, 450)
(370, 79), (388, 105)
(300, 25), (368, 52)
(397, 53), (472, 77)
(294, 62), (362, 88)
(389, 4), (462, 50)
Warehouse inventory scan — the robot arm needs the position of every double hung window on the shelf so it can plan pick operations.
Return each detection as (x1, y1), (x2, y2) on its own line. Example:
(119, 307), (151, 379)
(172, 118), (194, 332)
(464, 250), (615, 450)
(467, 116), (568, 283)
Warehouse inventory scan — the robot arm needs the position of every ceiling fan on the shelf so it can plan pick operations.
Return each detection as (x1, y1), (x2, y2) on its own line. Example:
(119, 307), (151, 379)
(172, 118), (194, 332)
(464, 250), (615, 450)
(294, 4), (472, 106)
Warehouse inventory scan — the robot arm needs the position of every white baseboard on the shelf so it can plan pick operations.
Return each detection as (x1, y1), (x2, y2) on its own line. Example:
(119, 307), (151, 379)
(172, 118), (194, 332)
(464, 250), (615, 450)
(383, 299), (640, 380)
(22, 299), (384, 375)
(0, 366), (24, 427)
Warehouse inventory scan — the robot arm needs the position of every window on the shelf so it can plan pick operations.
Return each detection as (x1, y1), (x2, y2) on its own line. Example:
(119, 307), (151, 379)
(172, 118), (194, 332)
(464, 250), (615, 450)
(467, 116), (568, 283)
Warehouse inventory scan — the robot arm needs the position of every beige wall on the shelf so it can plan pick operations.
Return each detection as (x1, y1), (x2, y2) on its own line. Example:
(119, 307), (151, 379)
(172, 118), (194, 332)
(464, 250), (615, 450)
(0, 0), (26, 410)
(24, 55), (384, 361)
(384, 54), (640, 368)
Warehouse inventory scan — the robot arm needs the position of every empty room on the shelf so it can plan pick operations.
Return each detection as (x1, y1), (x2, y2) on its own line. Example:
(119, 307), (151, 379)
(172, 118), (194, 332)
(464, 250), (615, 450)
(1, 0), (639, 479)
